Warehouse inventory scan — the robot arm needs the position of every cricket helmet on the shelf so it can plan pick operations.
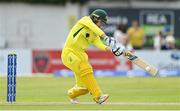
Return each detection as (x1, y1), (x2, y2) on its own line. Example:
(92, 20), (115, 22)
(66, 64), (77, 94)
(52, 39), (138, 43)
(90, 9), (108, 24)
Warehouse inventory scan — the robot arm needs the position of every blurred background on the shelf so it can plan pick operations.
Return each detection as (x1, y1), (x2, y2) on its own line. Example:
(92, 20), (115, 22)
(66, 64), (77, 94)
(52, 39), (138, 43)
(0, 0), (180, 110)
(0, 0), (179, 77)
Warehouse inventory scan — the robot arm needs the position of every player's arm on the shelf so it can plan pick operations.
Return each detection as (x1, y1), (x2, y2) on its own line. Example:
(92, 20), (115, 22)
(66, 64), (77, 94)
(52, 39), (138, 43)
(80, 17), (125, 56)
(93, 36), (109, 51)
(92, 34), (119, 52)
(101, 35), (126, 56)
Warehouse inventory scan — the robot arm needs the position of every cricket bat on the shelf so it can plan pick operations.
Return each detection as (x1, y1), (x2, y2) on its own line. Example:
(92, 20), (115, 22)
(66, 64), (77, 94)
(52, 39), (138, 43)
(123, 50), (158, 76)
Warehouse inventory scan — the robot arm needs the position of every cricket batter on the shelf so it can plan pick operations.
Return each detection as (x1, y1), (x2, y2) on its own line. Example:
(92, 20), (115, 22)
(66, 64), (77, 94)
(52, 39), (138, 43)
(61, 9), (125, 104)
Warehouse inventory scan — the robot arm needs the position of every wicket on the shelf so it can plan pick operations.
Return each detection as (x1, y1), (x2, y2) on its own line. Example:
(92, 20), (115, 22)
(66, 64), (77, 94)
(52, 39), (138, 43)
(7, 54), (17, 103)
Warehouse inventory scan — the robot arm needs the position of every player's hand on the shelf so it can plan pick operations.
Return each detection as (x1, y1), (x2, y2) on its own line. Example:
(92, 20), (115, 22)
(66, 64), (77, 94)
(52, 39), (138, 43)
(112, 44), (125, 56)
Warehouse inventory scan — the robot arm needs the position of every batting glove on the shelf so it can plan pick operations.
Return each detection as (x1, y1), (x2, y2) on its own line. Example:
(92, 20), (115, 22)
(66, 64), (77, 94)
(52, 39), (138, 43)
(103, 36), (116, 48)
(112, 44), (125, 56)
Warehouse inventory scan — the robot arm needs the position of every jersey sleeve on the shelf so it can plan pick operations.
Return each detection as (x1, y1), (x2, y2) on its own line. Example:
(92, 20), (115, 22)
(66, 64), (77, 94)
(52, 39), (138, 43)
(79, 17), (105, 37)
(92, 36), (108, 51)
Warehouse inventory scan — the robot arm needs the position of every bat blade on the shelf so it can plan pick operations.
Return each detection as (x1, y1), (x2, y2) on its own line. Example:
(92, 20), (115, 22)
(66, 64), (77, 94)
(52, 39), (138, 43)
(124, 51), (158, 76)
(132, 58), (158, 76)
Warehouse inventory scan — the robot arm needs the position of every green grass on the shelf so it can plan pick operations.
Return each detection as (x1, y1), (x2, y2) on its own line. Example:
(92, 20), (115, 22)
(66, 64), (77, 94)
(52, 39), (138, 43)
(0, 77), (180, 110)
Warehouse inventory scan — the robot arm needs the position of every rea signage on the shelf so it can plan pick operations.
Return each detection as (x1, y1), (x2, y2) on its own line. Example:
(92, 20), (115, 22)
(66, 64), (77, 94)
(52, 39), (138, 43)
(140, 11), (173, 25)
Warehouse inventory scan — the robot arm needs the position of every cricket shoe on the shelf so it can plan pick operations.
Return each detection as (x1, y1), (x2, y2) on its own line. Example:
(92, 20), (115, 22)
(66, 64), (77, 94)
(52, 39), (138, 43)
(94, 94), (109, 104)
(70, 98), (78, 104)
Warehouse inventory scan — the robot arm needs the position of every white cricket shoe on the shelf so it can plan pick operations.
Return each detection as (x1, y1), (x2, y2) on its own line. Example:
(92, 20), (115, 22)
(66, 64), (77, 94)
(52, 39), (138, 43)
(95, 94), (109, 104)
(70, 98), (78, 104)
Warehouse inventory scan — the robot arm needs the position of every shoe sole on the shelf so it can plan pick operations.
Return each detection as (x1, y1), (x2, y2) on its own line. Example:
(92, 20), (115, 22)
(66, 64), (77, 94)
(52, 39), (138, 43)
(98, 95), (109, 104)
(70, 98), (78, 104)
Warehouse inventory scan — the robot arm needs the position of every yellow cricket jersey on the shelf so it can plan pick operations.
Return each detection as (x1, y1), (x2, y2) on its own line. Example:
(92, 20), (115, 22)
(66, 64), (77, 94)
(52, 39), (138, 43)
(128, 27), (145, 47)
(63, 16), (107, 52)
